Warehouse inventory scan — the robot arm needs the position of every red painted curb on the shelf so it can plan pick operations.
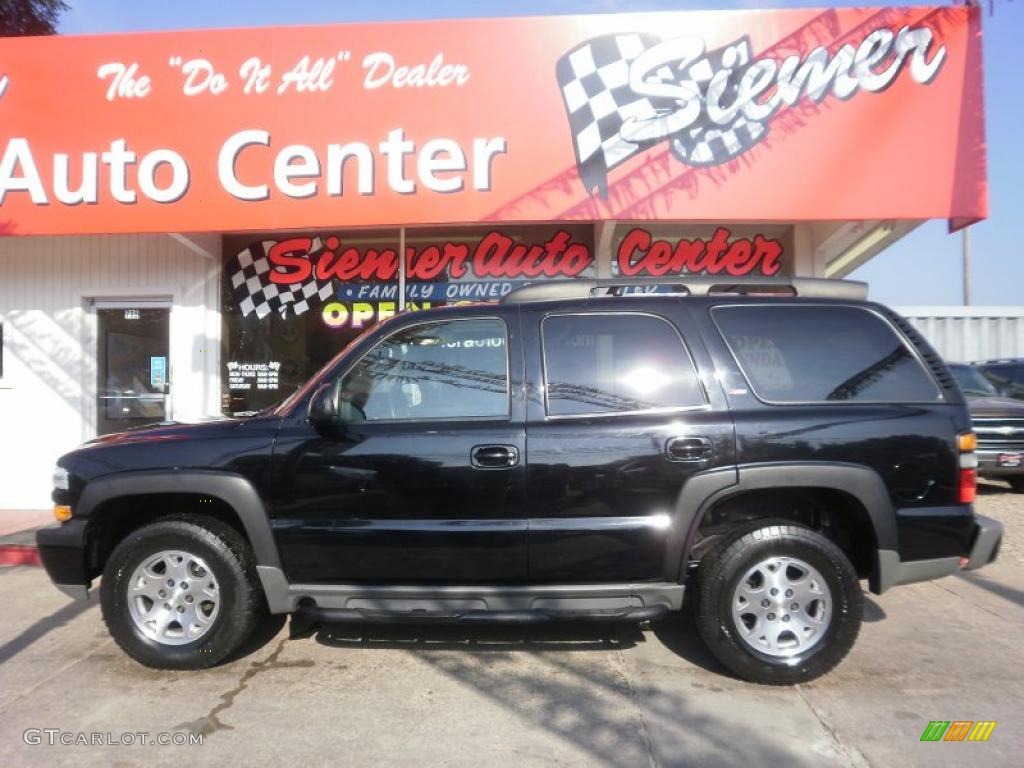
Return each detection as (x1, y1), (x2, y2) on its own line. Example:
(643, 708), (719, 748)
(0, 545), (42, 566)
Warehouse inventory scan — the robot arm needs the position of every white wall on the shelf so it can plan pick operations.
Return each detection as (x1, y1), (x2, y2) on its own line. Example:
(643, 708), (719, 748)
(896, 306), (1024, 363)
(0, 233), (221, 509)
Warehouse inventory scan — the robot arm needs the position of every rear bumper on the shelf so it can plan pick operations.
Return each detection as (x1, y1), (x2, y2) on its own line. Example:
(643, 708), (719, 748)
(35, 520), (92, 600)
(964, 514), (1003, 570)
(873, 513), (1003, 594)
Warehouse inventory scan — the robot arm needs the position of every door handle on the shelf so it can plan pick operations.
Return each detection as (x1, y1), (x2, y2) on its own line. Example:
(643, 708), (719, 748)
(665, 437), (712, 463)
(471, 444), (519, 469)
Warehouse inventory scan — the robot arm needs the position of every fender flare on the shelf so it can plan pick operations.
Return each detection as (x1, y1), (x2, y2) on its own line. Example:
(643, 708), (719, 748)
(76, 470), (282, 570)
(673, 462), (896, 580)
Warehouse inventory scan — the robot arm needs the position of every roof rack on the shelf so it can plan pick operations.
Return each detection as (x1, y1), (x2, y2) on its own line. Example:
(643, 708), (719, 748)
(499, 276), (868, 304)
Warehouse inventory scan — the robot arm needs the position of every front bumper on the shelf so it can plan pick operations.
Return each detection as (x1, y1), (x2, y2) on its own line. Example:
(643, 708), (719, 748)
(977, 449), (1024, 478)
(35, 519), (92, 600)
(873, 513), (1003, 593)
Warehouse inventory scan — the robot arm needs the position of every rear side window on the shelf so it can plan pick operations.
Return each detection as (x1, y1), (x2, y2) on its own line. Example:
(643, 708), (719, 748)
(713, 305), (942, 403)
(542, 313), (704, 416)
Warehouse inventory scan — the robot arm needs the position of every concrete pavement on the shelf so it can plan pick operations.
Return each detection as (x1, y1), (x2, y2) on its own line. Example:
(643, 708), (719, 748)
(0, 492), (1021, 767)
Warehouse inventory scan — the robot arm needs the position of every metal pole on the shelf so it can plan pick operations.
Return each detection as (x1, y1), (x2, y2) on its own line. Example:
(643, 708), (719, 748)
(398, 226), (406, 312)
(963, 226), (972, 306)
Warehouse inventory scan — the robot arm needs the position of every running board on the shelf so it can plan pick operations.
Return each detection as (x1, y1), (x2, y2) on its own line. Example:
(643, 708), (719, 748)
(293, 604), (670, 633)
(256, 566), (684, 616)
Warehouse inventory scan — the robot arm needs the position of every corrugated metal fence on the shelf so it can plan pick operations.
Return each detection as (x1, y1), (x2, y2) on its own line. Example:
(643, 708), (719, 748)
(895, 306), (1024, 363)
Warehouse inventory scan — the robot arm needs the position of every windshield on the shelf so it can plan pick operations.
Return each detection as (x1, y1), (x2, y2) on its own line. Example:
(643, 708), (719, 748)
(950, 365), (999, 397)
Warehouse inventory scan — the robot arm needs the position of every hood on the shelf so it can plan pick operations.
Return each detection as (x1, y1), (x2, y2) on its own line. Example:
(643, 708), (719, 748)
(966, 395), (1024, 419)
(82, 415), (244, 446)
(56, 413), (282, 486)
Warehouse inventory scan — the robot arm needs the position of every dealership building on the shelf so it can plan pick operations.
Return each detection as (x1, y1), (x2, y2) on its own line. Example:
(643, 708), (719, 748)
(0, 5), (986, 507)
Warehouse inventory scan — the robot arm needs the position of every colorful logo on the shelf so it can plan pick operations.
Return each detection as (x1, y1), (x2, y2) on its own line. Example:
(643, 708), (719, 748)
(920, 721), (997, 742)
(555, 26), (947, 196)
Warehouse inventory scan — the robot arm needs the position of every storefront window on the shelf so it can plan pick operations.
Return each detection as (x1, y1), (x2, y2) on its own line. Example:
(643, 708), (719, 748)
(221, 224), (594, 414)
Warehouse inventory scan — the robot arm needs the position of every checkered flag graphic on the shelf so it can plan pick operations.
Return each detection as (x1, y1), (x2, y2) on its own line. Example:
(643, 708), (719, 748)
(556, 33), (664, 197)
(230, 238), (334, 319)
(556, 33), (770, 196)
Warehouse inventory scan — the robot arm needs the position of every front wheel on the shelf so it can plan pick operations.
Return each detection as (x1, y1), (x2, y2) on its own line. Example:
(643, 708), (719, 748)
(696, 523), (862, 685)
(100, 515), (264, 669)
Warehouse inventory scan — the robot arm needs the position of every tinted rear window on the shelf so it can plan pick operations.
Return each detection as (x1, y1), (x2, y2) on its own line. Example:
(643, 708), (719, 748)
(542, 313), (704, 416)
(713, 305), (942, 403)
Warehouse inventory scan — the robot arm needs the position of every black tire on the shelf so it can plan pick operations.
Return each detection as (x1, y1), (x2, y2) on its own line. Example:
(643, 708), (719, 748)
(696, 523), (862, 685)
(100, 515), (264, 670)
(1008, 477), (1024, 494)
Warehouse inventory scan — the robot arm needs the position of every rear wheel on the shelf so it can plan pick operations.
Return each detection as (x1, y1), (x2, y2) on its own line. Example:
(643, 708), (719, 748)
(1008, 477), (1024, 494)
(696, 523), (862, 685)
(100, 515), (264, 669)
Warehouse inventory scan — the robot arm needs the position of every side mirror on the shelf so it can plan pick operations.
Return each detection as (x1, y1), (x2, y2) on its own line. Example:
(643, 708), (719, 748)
(308, 382), (339, 428)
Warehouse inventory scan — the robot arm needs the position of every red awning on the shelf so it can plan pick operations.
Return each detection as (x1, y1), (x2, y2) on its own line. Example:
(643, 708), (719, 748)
(0, 5), (986, 236)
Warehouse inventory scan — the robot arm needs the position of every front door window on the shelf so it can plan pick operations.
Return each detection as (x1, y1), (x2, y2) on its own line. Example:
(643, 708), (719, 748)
(338, 318), (509, 422)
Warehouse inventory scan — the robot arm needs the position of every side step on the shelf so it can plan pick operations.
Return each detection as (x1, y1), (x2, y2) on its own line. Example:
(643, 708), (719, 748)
(256, 566), (685, 616)
(290, 604), (670, 636)
(296, 604), (669, 626)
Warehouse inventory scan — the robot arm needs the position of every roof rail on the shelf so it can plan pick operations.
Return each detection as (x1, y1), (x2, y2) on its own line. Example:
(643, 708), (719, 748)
(499, 276), (868, 304)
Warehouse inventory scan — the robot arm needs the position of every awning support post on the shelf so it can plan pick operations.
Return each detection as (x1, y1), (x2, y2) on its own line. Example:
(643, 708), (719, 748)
(398, 227), (406, 312)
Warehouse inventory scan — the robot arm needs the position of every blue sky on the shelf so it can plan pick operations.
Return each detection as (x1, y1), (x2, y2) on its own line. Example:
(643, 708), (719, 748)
(58, 0), (1023, 307)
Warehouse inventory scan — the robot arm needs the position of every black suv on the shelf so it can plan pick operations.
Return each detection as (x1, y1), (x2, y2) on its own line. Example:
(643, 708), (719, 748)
(38, 277), (1003, 684)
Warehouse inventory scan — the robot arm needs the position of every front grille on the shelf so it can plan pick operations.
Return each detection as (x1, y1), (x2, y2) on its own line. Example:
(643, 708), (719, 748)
(973, 417), (1024, 451)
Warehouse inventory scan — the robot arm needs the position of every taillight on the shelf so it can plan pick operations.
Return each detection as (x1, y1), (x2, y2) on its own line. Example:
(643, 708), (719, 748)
(957, 430), (977, 504)
(959, 468), (977, 504)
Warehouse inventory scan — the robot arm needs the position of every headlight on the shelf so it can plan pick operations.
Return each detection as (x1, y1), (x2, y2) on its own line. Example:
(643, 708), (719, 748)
(52, 466), (70, 491)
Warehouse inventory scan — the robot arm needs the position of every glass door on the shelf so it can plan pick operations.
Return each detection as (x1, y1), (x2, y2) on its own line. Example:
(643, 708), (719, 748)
(96, 305), (170, 436)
